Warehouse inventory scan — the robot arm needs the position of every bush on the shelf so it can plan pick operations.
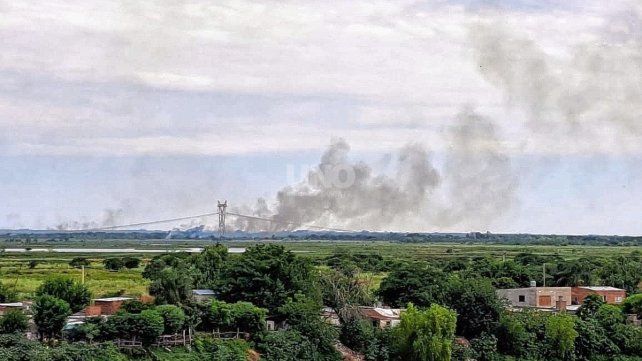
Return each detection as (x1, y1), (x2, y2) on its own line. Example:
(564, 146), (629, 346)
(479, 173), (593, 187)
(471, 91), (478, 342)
(121, 299), (152, 314)
(122, 257), (141, 269)
(207, 300), (267, 334)
(0, 283), (16, 303)
(0, 310), (28, 334)
(103, 258), (124, 271)
(69, 257), (91, 269)
(194, 338), (250, 361)
(156, 304), (186, 334)
(256, 330), (326, 361)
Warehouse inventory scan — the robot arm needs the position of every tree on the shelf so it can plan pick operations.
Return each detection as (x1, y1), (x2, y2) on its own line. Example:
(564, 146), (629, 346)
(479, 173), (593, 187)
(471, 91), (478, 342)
(0, 310), (28, 334)
(122, 257), (140, 269)
(148, 266), (193, 305)
(137, 309), (165, 345)
(576, 294), (605, 320)
(622, 293), (642, 318)
(277, 295), (340, 360)
(544, 313), (578, 360)
(33, 295), (71, 340)
(105, 310), (164, 346)
(217, 245), (316, 312)
(36, 276), (91, 312)
(496, 312), (537, 358)
(208, 300), (267, 335)
(69, 257), (91, 269)
(595, 304), (625, 333)
(121, 299), (152, 314)
(103, 258), (124, 271)
(611, 323), (642, 355)
(378, 263), (449, 307)
(320, 267), (374, 322)
(392, 304), (457, 361)
(194, 244), (228, 287)
(156, 304), (186, 334)
(573, 318), (619, 360)
(445, 277), (503, 338)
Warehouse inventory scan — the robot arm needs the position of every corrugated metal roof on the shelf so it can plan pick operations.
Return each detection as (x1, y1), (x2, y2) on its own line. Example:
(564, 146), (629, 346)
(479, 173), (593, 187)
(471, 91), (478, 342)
(192, 289), (216, 295)
(93, 297), (133, 302)
(579, 286), (624, 291)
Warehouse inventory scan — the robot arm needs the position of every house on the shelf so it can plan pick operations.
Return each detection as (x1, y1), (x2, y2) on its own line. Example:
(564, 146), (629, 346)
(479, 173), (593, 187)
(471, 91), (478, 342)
(497, 286), (572, 311)
(321, 307), (341, 326)
(192, 289), (216, 302)
(358, 307), (403, 329)
(0, 302), (29, 315)
(571, 286), (626, 305)
(92, 296), (133, 315)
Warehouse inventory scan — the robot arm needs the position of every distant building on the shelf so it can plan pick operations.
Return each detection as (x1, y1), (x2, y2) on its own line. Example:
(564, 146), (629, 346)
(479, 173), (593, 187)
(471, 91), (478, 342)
(321, 307), (341, 326)
(571, 286), (626, 305)
(358, 307), (404, 328)
(93, 297), (133, 315)
(192, 289), (216, 302)
(0, 302), (29, 315)
(497, 286), (572, 311)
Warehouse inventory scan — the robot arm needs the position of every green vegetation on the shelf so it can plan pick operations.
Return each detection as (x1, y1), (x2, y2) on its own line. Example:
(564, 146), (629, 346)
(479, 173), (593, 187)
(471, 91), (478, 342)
(0, 237), (640, 360)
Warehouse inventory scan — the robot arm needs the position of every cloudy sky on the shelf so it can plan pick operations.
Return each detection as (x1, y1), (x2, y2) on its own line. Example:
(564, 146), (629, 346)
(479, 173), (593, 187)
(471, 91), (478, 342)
(0, 0), (640, 234)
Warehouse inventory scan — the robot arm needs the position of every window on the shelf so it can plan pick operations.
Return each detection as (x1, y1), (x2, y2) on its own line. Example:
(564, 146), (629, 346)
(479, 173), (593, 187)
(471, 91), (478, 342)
(518, 295), (525, 302)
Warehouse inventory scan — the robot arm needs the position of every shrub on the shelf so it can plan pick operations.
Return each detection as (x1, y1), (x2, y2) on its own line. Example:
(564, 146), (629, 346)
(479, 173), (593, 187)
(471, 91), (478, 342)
(156, 304), (186, 334)
(122, 257), (141, 269)
(0, 310), (28, 334)
(69, 257), (91, 269)
(103, 258), (124, 271)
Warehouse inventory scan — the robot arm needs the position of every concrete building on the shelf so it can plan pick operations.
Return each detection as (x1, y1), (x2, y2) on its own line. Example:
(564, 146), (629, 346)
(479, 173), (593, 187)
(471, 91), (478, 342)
(358, 307), (404, 328)
(571, 286), (626, 305)
(192, 289), (216, 302)
(497, 286), (572, 310)
(93, 296), (133, 315)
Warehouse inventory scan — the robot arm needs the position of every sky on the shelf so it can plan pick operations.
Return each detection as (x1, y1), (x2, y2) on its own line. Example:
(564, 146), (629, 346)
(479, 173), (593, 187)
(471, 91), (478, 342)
(0, 0), (640, 235)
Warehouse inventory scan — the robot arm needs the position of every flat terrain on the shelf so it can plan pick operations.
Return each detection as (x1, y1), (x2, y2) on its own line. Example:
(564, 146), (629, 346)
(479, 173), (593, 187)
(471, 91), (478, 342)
(1, 238), (640, 299)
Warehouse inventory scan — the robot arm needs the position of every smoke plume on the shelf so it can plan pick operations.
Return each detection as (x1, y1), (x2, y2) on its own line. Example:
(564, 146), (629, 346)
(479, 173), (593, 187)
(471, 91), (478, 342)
(235, 108), (517, 232)
(470, 6), (642, 149)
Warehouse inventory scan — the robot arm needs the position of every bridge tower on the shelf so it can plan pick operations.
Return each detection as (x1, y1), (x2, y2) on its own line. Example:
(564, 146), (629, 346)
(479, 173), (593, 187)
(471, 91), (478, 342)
(217, 200), (227, 239)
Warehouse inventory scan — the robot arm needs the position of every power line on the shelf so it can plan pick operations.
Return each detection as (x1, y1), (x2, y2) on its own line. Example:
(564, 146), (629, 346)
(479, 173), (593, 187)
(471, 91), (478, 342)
(226, 211), (353, 232)
(61, 210), (353, 233)
(68, 212), (220, 232)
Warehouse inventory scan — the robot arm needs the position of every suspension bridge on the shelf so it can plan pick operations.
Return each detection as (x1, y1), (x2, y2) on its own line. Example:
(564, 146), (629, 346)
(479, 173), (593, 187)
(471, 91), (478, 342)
(74, 200), (352, 236)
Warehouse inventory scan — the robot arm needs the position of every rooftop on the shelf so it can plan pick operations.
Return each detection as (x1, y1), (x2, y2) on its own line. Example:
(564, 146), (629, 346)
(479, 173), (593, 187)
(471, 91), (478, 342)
(577, 286), (625, 292)
(192, 289), (216, 296)
(359, 307), (404, 320)
(93, 297), (133, 302)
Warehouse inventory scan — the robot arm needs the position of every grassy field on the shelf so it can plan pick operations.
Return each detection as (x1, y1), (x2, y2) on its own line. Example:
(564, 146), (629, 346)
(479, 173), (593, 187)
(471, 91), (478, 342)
(1, 238), (639, 299)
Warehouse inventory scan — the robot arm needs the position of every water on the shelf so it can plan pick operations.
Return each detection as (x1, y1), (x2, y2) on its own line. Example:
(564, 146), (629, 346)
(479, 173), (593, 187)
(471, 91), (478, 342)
(1, 247), (246, 254)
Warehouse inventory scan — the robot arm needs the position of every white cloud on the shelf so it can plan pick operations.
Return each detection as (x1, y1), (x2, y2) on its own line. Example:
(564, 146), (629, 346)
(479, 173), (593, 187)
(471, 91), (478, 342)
(0, 0), (640, 157)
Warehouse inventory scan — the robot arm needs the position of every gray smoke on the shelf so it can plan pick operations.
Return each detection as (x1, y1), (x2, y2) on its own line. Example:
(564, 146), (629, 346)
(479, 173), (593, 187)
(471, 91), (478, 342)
(432, 109), (518, 228)
(470, 5), (642, 146)
(236, 111), (517, 232)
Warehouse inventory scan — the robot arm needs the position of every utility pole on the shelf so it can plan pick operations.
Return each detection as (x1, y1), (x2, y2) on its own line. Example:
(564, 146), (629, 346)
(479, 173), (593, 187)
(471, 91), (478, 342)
(217, 200), (227, 240)
(81, 265), (85, 284)
(542, 263), (546, 287)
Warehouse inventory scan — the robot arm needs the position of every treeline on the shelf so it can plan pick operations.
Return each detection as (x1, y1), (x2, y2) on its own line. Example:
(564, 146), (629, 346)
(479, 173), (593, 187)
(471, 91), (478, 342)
(0, 244), (641, 360)
(2, 231), (642, 245)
